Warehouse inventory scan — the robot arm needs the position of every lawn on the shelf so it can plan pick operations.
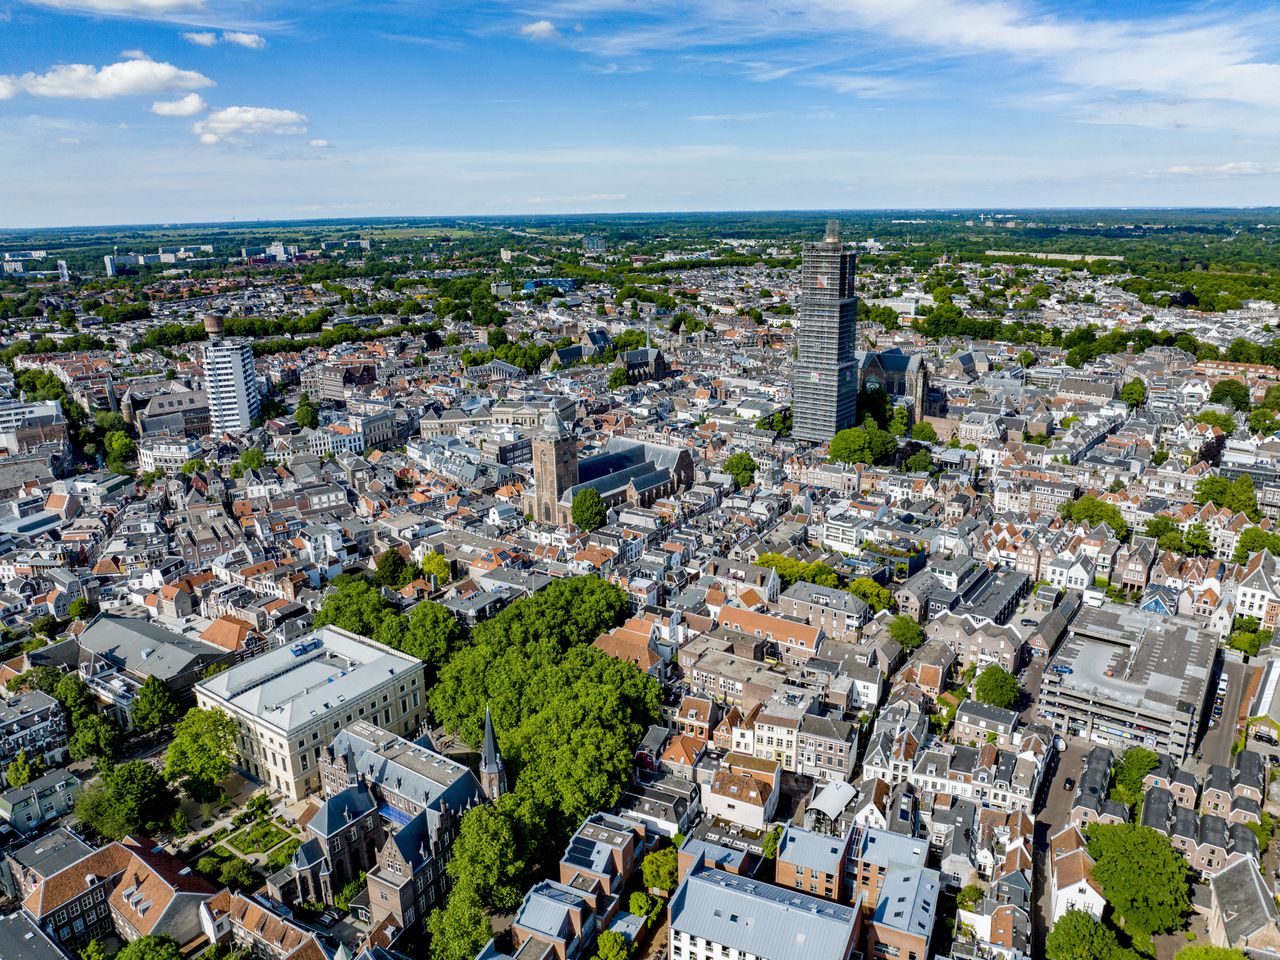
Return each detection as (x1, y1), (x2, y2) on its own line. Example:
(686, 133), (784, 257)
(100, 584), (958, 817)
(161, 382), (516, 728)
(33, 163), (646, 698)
(194, 845), (260, 892)
(228, 820), (291, 855)
(266, 837), (302, 872)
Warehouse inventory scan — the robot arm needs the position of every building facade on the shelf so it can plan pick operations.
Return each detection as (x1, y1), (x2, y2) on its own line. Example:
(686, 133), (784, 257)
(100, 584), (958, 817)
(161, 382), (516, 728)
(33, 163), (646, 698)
(533, 412), (579, 526)
(793, 221), (859, 443)
(194, 626), (429, 801)
(203, 315), (260, 436)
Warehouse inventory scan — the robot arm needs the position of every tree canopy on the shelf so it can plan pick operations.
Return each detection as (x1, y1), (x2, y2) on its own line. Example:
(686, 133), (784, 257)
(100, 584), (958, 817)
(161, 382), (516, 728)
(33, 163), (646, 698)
(1086, 823), (1190, 935)
(313, 574), (466, 683)
(848, 576), (893, 611)
(5, 748), (42, 787)
(829, 424), (897, 465)
(1120, 378), (1148, 408)
(723, 451), (759, 490)
(76, 760), (174, 840)
(164, 708), (237, 800)
(594, 930), (630, 960)
(572, 488), (608, 531)
(372, 547), (414, 588)
(427, 885), (491, 960)
(1109, 747), (1159, 808)
(1046, 909), (1126, 960)
(1174, 948), (1248, 960)
(1196, 474), (1260, 520)
(641, 846), (678, 894)
(421, 551), (452, 585)
(426, 577), (660, 959)
(888, 615), (924, 652)
(973, 664), (1020, 710)
(1060, 496), (1130, 542)
(132, 675), (182, 732)
(68, 714), (121, 763)
(1233, 526), (1280, 564)
(911, 421), (939, 443)
(1194, 409), (1237, 434)
(115, 935), (185, 960)
(55, 673), (94, 722)
(756, 552), (840, 589)
(1209, 379), (1252, 411)
(295, 393), (319, 429)
(904, 448), (933, 473)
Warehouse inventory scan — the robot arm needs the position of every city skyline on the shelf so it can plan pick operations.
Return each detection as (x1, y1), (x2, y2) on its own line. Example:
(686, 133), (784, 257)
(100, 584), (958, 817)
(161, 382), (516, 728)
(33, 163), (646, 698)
(4, 0), (1280, 226)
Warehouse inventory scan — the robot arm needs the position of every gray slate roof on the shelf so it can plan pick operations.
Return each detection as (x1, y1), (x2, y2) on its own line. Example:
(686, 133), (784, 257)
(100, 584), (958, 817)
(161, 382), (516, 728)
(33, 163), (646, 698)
(670, 867), (859, 960)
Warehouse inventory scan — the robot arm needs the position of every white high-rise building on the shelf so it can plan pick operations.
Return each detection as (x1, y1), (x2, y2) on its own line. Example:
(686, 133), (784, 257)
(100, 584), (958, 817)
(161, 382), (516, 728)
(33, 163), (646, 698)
(203, 315), (259, 435)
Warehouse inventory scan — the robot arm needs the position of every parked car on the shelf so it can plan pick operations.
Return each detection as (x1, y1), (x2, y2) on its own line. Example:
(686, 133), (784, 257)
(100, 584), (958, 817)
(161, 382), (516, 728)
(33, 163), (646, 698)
(1063, 777), (1075, 792)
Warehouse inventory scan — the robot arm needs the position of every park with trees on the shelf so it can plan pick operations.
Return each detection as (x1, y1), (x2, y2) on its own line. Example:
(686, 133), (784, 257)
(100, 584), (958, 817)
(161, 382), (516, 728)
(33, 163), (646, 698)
(425, 575), (662, 960)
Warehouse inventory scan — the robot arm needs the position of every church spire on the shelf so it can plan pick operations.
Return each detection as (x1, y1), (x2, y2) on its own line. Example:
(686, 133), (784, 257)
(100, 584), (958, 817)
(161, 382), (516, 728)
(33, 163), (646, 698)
(479, 705), (506, 801)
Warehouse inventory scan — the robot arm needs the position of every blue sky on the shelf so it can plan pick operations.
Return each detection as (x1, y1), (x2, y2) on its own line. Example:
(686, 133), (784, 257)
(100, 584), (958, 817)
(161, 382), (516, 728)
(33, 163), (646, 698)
(3, 0), (1280, 226)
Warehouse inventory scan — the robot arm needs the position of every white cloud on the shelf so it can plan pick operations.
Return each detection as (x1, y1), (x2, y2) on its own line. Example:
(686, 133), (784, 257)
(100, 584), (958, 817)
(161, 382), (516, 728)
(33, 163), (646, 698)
(184, 30), (266, 48)
(308, 138), (331, 148)
(1166, 161), (1280, 176)
(29, 0), (203, 13)
(551, 0), (1280, 128)
(151, 92), (207, 115)
(120, 49), (149, 60)
(0, 58), (213, 100)
(687, 107), (839, 122)
(193, 105), (307, 144)
(521, 20), (559, 40)
(221, 31), (266, 48)
(687, 112), (775, 122)
(808, 73), (904, 99)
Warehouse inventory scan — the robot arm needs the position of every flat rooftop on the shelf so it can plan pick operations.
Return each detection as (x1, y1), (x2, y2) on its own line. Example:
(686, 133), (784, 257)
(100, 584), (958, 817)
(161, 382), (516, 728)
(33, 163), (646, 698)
(1047, 602), (1213, 712)
(9, 828), (94, 878)
(196, 626), (421, 733)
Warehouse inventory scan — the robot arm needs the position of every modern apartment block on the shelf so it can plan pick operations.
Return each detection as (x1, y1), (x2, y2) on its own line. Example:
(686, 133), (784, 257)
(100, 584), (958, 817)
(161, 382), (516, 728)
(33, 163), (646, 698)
(194, 625), (428, 801)
(792, 220), (859, 443)
(203, 314), (260, 435)
(1039, 601), (1215, 763)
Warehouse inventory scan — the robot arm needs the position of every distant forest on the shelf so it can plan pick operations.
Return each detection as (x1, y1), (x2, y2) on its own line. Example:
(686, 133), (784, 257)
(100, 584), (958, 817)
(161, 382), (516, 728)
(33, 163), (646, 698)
(7, 209), (1280, 310)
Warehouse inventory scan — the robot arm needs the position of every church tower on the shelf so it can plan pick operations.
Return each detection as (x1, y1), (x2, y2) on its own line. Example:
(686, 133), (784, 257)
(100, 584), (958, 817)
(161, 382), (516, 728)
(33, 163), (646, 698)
(533, 409), (578, 525)
(479, 705), (506, 802)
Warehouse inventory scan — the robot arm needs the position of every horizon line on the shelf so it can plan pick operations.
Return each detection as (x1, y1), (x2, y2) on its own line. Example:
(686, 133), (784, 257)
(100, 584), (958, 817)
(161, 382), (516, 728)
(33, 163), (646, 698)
(5, 205), (1280, 235)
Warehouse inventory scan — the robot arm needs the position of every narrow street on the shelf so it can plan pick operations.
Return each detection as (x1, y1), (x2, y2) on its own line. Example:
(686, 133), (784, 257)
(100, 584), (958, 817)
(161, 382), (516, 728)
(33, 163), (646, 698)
(1031, 737), (1087, 959)
(1197, 658), (1247, 773)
